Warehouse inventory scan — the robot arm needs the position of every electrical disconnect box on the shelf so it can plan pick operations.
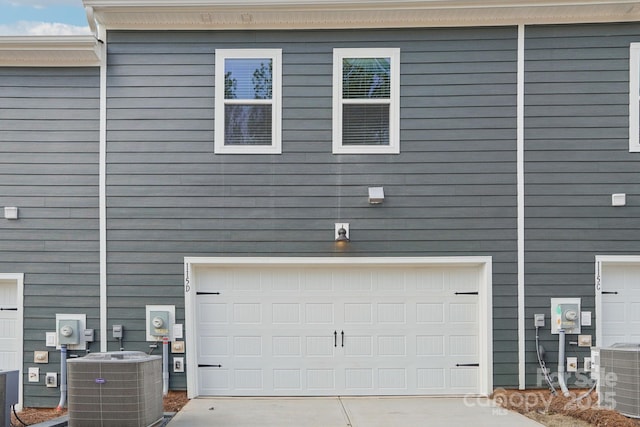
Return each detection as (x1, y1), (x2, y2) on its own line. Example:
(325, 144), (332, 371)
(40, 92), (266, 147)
(551, 298), (581, 334)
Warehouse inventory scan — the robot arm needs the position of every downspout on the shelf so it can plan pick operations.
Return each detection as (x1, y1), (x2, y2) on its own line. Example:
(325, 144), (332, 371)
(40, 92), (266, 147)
(87, 5), (109, 353)
(517, 24), (526, 390)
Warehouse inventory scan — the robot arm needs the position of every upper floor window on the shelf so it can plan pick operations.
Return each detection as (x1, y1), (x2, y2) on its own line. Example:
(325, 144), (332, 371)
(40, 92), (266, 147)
(630, 44), (640, 152)
(215, 49), (282, 154)
(333, 48), (400, 154)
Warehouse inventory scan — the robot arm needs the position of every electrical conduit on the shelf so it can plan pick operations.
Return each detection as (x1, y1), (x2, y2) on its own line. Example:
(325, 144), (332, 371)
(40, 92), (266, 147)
(56, 344), (67, 411)
(558, 329), (570, 397)
(163, 338), (169, 396)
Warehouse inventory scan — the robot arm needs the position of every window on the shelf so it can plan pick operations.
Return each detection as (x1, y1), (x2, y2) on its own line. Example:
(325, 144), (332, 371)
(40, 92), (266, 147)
(215, 49), (282, 154)
(333, 48), (400, 154)
(630, 44), (640, 152)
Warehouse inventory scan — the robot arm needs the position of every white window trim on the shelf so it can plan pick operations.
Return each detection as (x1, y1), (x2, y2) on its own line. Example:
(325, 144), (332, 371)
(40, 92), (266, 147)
(214, 49), (282, 154)
(630, 44), (640, 152)
(333, 48), (400, 154)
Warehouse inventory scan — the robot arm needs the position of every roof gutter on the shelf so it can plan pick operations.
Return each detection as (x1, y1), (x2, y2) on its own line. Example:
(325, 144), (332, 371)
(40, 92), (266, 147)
(82, 0), (640, 30)
(0, 36), (101, 67)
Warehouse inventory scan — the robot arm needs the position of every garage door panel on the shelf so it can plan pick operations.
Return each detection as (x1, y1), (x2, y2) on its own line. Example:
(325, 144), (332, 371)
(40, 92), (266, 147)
(304, 303), (334, 324)
(307, 369), (335, 390)
(199, 302), (228, 324)
(601, 263), (640, 347)
(195, 265), (482, 396)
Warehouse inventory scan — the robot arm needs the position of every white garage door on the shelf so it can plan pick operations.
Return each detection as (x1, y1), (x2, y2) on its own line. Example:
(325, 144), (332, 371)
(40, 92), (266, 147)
(0, 279), (19, 371)
(599, 262), (640, 347)
(193, 264), (483, 396)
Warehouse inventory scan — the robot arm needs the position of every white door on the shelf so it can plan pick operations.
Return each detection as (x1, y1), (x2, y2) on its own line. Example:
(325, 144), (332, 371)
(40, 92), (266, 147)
(0, 279), (19, 371)
(599, 262), (640, 347)
(194, 265), (481, 396)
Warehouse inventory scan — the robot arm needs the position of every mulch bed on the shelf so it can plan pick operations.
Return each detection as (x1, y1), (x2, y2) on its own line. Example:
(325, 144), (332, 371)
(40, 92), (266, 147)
(493, 388), (640, 427)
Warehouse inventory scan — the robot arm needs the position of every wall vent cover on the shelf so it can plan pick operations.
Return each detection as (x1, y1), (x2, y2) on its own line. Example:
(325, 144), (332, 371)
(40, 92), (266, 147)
(67, 351), (163, 427)
(599, 343), (640, 418)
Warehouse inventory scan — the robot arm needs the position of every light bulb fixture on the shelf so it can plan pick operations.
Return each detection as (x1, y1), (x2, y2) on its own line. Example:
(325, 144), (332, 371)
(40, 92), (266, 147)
(368, 187), (385, 204)
(335, 223), (350, 243)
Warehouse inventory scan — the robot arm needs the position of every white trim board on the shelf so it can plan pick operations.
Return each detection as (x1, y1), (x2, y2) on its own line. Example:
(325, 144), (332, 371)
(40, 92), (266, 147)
(184, 256), (493, 398)
(0, 273), (24, 410)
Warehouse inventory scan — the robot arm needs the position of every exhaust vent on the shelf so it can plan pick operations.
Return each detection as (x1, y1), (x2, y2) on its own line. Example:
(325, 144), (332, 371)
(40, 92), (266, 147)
(67, 351), (163, 427)
(599, 343), (640, 419)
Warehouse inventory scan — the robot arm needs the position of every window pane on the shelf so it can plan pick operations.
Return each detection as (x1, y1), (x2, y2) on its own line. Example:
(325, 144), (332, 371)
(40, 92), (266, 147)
(225, 105), (272, 145)
(343, 57), (390, 99)
(343, 104), (390, 145)
(224, 58), (273, 100)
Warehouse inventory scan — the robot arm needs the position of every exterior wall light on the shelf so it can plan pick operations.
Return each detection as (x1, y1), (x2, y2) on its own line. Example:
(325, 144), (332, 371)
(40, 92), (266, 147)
(4, 207), (18, 220)
(335, 223), (350, 244)
(368, 187), (385, 204)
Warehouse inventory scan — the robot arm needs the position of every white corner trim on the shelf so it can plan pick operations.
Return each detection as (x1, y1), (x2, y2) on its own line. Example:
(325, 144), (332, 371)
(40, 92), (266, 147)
(517, 24), (526, 391)
(184, 256), (493, 398)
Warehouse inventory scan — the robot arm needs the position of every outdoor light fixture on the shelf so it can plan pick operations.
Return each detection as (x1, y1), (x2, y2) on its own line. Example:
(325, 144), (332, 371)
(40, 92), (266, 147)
(4, 207), (18, 220)
(335, 223), (350, 243)
(368, 187), (385, 204)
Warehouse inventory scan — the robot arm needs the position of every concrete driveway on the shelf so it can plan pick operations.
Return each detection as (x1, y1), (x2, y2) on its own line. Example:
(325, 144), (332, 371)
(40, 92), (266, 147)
(166, 396), (543, 427)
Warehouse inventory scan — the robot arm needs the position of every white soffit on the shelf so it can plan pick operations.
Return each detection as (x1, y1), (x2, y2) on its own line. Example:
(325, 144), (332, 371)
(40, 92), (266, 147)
(83, 0), (640, 30)
(0, 36), (101, 67)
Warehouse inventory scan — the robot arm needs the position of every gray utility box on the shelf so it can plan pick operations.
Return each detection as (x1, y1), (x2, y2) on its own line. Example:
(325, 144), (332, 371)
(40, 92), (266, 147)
(599, 343), (640, 418)
(67, 352), (163, 427)
(0, 370), (19, 427)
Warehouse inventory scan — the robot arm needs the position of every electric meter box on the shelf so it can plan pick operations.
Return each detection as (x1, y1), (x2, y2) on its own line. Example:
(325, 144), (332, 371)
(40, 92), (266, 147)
(58, 319), (81, 345)
(149, 311), (169, 337)
(551, 298), (581, 334)
(145, 305), (175, 341)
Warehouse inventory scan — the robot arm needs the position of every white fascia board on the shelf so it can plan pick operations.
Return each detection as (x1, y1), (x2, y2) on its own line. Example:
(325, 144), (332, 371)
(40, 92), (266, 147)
(84, 0), (640, 30)
(0, 36), (101, 67)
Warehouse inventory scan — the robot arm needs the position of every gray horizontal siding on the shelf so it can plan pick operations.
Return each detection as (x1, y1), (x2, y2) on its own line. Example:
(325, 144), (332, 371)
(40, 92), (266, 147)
(0, 67), (100, 407)
(106, 26), (518, 389)
(524, 22), (640, 386)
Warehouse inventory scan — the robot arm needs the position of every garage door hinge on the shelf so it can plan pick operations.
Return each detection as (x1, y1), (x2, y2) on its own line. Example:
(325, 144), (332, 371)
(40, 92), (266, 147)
(455, 292), (478, 295)
(198, 364), (222, 368)
(196, 292), (221, 295)
(456, 363), (480, 367)
(601, 291), (618, 295)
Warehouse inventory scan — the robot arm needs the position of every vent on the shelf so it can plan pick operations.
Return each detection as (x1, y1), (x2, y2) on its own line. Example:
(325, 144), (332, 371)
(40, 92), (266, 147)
(599, 343), (640, 419)
(67, 351), (163, 427)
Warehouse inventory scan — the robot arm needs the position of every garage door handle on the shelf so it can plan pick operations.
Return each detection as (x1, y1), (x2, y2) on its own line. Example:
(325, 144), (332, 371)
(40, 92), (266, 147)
(341, 331), (344, 347)
(334, 331), (337, 347)
(602, 291), (618, 295)
(456, 363), (479, 367)
(455, 292), (478, 295)
(198, 364), (222, 368)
